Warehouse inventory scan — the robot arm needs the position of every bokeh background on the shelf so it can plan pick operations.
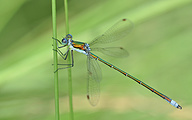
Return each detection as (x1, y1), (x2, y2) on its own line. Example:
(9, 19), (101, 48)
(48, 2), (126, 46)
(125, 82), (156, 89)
(0, 0), (192, 120)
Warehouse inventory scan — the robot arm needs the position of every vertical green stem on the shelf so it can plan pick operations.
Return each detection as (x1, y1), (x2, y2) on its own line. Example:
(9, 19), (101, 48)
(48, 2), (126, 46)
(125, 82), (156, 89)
(52, 0), (60, 120)
(64, 0), (74, 120)
(64, 0), (69, 34)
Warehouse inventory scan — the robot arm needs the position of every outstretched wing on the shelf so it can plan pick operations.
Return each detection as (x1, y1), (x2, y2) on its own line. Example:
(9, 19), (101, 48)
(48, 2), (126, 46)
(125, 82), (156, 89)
(91, 47), (129, 57)
(87, 52), (102, 106)
(89, 19), (134, 46)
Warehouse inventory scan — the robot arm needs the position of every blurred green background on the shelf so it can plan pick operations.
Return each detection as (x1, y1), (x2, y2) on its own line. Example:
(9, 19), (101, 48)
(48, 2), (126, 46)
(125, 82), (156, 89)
(0, 0), (192, 120)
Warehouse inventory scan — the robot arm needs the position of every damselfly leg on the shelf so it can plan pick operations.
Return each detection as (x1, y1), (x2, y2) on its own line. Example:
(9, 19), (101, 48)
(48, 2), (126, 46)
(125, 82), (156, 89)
(52, 37), (74, 72)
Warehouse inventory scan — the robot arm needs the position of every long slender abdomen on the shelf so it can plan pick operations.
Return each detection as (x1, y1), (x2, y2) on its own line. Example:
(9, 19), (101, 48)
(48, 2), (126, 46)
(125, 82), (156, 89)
(89, 52), (182, 109)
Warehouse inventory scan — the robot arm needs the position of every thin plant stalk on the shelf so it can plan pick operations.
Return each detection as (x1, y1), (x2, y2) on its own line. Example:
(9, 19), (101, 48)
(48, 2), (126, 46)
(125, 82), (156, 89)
(64, 0), (74, 120)
(51, 0), (60, 120)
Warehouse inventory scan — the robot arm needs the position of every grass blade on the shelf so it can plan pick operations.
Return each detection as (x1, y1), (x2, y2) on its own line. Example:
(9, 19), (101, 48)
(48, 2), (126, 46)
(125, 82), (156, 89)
(51, 0), (60, 120)
(64, 0), (74, 120)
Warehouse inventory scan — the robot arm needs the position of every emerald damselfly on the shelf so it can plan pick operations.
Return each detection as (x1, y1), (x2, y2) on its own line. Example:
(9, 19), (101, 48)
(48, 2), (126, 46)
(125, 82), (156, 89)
(53, 19), (182, 109)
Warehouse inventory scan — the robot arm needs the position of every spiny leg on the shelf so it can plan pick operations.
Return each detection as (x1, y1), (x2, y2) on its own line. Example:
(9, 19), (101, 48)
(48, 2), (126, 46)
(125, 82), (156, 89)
(52, 37), (62, 45)
(52, 37), (74, 71)
(63, 48), (70, 60)
(55, 50), (74, 72)
(56, 50), (74, 66)
(52, 48), (72, 71)
(52, 36), (71, 60)
(53, 48), (66, 60)
(52, 37), (67, 50)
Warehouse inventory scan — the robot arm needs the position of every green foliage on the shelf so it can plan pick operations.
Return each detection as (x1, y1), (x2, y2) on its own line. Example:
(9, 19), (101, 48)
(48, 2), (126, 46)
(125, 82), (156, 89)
(0, 0), (192, 120)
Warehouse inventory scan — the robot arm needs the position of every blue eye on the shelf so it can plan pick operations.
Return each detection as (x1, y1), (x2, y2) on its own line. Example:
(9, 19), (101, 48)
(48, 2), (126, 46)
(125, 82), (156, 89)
(66, 34), (72, 38)
(62, 38), (68, 45)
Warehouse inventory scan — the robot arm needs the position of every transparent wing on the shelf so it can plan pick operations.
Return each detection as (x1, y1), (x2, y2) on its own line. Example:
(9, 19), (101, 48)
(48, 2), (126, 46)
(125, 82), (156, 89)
(91, 47), (129, 57)
(89, 19), (134, 46)
(87, 52), (102, 106)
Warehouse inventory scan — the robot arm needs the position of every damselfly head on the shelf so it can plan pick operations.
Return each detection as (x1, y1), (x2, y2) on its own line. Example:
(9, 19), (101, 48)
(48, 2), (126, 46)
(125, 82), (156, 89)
(61, 38), (68, 46)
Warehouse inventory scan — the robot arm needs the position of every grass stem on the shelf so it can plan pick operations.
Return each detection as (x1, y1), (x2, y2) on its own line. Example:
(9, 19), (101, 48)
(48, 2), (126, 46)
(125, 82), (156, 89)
(64, 0), (74, 120)
(51, 0), (60, 120)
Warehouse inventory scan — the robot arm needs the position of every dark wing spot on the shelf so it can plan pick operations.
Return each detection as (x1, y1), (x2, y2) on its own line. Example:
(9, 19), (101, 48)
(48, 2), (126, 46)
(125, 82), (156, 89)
(122, 18), (127, 21)
(87, 95), (90, 99)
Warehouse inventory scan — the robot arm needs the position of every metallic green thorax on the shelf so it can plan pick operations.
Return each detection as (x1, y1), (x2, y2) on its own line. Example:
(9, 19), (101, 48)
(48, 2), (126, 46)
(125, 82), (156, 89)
(72, 41), (85, 45)
(71, 41), (86, 51)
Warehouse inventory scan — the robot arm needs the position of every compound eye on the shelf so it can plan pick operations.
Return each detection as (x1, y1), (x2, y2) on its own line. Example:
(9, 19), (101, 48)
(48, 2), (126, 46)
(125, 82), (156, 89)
(66, 34), (72, 38)
(62, 38), (68, 45)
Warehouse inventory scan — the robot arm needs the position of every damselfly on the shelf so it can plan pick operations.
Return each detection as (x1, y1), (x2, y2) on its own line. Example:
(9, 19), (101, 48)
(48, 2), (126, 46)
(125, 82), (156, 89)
(53, 19), (182, 109)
